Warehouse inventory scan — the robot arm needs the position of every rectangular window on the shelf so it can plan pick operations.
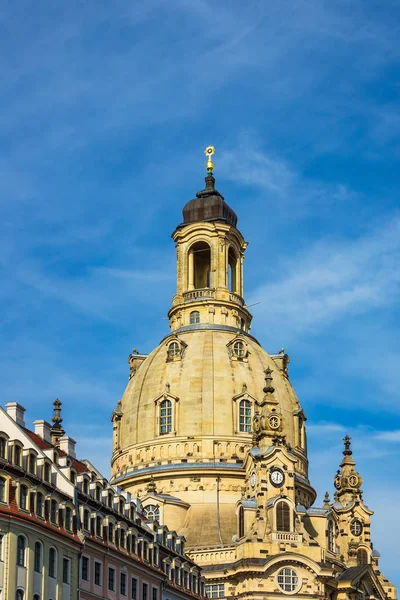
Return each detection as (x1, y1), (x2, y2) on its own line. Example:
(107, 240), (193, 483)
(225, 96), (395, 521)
(131, 577), (138, 600)
(94, 561), (102, 586)
(81, 556), (89, 581)
(120, 572), (127, 596)
(36, 493), (44, 518)
(143, 583), (148, 600)
(0, 438), (6, 459)
(19, 485), (28, 511)
(14, 445), (21, 466)
(63, 558), (70, 584)
(152, 588), (158, 600)
(96, 516), (102, 537)
(0, 534), (3, 561)
(108, 567), (115, 591)
(0, 478), (5, 503)
(205, 584), (225, 599)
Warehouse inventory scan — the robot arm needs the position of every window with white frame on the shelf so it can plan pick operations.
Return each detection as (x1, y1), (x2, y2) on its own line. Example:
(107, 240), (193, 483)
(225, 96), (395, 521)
(277, 567), (300, 593)
(159, 400), (172, 434)
(143, 504), (160, 522)
(239, 400), (251, 432)
(205, 583), (225, 598)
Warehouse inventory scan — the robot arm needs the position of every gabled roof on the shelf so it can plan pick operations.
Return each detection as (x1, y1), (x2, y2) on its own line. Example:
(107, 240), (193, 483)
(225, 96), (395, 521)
(23, 428), (52, 450)
(338, 565), (369, 581)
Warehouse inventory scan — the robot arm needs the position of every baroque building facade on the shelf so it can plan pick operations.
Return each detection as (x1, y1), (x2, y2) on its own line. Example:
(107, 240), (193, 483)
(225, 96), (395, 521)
(0, 401), (204, 600)
(111, 151), (396, 600)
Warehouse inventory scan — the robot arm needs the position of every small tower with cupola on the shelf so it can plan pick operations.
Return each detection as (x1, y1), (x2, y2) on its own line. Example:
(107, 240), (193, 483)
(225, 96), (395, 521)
(168, 146), (252, 333)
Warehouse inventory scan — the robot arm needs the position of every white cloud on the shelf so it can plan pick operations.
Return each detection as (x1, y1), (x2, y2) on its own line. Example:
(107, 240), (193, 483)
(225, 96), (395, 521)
(247, 214), (400, 340)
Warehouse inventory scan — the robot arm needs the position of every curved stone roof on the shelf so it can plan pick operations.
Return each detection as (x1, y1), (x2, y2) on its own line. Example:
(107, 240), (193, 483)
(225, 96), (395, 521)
(117, 326), (301, 455)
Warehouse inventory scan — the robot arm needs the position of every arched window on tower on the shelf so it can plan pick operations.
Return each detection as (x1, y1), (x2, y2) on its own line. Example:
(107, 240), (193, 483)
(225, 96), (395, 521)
(228, 247), (239, 294)
(327, 520), (335, 553)
(190, 311), (200, 324)
(160, 400), (172, 435)
(189, 242), (211, 290)
(276, 501), (291, 532)
(238, 505), (244, 538)
(239, 400), (251, 433)
(357, 548), (369, 565)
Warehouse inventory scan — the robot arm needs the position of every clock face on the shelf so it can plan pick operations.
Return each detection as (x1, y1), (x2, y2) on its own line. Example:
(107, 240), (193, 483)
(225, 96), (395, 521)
(270, 468), (284, 487)
(250, 472), (256, 488)
(348, 475), (358, 487)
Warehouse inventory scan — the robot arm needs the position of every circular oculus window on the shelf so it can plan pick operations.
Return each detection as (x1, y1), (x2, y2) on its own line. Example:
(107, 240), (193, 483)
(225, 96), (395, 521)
(350, 519), (363, 536)
(276, 567), (302, 594)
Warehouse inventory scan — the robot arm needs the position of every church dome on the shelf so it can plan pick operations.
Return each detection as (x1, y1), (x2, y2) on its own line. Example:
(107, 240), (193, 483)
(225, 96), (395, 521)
(116, 327), (301, 455)
(111, 163), (315, 547)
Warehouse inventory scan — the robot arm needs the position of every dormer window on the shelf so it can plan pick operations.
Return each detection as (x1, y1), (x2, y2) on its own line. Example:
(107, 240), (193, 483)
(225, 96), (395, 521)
(19, 484), (28, 511)
(50, 499), (58, 524)
(227, 337), (249, 361)
(0, 436), (8, 459)
(36, 492), (44, 518)
(0, 476), (6, 503)
(95, 485), (101, 502)
(143, 504), (160, 522)
(83, 478), (89, 495)
(239, 400), (251, 432)
(14, 444), (22, 467)
(108, 522), (114, 544)
(160, 400), (172, 435)
(65, 506), (72, 531)
(233, 341), (245, 357)
(168, 342), (180, 358)
(44, 462), (51, 483)
(29, 453), (37, 475)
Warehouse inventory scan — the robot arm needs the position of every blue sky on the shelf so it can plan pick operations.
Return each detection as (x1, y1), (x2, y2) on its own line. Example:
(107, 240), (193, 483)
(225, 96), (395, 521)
(1, 0), (400, 584)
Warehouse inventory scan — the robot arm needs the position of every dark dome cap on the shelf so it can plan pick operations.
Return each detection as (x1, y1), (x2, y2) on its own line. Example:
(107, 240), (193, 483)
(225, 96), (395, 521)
(182, 175), (238, 227)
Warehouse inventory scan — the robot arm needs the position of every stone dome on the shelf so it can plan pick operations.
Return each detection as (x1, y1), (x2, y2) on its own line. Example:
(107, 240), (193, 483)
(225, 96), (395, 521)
(111, 325), (313, 506)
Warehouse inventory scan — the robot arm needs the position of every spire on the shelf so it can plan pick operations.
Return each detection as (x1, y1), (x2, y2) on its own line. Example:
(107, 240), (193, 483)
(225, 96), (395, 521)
(343, 434), (352, 456)
(50, 398), (65, 446)
(333, 434), (363, 506)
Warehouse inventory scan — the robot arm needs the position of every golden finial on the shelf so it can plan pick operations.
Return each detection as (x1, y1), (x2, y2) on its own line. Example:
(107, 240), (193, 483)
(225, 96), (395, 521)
(204, 145), (216, 174)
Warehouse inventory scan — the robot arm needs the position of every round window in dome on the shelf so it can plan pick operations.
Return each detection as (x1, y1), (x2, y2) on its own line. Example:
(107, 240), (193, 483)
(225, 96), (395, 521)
(277, 568), (301, 594)
(143, 504), (160, 522)
(233, 341), (245, 357)
(168, 342), (180, 358)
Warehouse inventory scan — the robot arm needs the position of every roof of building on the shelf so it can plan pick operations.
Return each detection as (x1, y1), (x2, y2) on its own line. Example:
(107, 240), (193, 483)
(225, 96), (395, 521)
(181, 175), (238, 228)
